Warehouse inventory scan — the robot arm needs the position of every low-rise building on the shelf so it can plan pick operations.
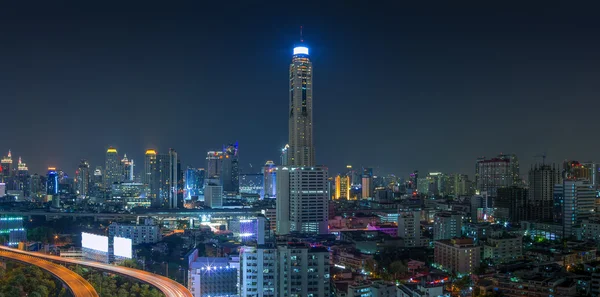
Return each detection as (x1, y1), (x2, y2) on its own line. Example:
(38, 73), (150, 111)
(434, 238), (480, 274)
(483, 233), (522, 264)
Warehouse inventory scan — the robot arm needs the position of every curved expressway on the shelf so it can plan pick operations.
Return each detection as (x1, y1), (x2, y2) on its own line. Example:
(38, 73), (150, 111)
(0, 249), (98, 297)
(0, 246), (192, 297)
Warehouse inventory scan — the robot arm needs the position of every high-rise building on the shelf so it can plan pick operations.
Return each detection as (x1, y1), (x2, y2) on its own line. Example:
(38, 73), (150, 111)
(104, 147), (121, 189)
(15, 157), (29, 197)
(496, 186), (529, 223)
(554, 179), (595, 237)
(288, 42), (314, 167)
(154, 149), (179, 208)
(143, 149), (157, 187)
(276, 166), (329, 234)
(362, 168), (374, 198)
(475, 154), (520, 197)
(221, 143), (239, 194)
(528, 164), (560, 221)
(334, 174), (350, 200)
(398, 209), (423, 247)
(204, 183), (223, 209)
(239, 244), (278, 297)
(239, 242), (330, 297)
(0, 150), (12, 184)
(206, 151), (223, 179)
(280, 144), (289, 167)
(75, 160), (90, 198)
(46, 167), (58, 195)
(262, 161), (277, 199)
(277, 242), (330, 297)
(447, 174), (470, 197)
(185, 167), (205, 200)
(433, 212), (463, 240)
(121, 154), (134, 181)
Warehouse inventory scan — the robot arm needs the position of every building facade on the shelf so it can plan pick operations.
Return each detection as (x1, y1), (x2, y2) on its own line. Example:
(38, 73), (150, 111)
(288, 44), (314, 167)
(276, 166), (329, 235)
(433, 212), (463, 240)
(528, 164), (560, 221)
(434, 238), (480, 274)
(475, 154), (520, 197)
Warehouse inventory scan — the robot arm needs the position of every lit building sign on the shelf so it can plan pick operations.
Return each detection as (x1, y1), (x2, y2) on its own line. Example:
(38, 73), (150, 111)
(293, 46), (309, 55)
(114, 236), (132, 259)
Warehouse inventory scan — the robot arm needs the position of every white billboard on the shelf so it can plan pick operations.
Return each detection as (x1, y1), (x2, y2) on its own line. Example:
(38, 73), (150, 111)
(113, 236), (132, 258)
(81, 232), (108, 253)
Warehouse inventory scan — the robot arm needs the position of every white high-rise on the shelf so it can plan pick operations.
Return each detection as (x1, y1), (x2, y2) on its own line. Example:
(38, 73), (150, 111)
(276, 166), (329, 235)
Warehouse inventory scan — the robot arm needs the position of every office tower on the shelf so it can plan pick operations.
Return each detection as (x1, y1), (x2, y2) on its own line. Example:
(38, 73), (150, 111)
(334, 174), (350, 199)
(280, 144), (289, 166)
(470, 191), (492, 222)
(276, 166), (329, 234)
(143, 149), (157, 185)
(475, 154), (520, 196)
(240, 245), (278, 297)
(262, 161), (277, 199)
(288, 42), (314, 167)
(109, 220), (161, 245)
(0, 216), (26, 246)
(121, 154), (133, 181)
(221, 143), (239, 193)
(434, 238), (480, 274)
(46, 168), (58, 195)
(75, 160), (90, 198)
(554, 180), (595, 237)
(155, 149), (179, 208)
(29, 174), (43, 199)
(15, 157), (29, 197)
(447, 173), (470, 197)
(362, 167), (373, 198)
(206, 151), (223, 179)
(104, 147), (121, 188)
(277, 242), (330, 297)
(528, 164), (560, 221)
(204, 183), (223, 208)
(496, 186), (529, 223)
(185, 167), (205, 200)
(433, 212), (463, 240)
(398, 209), (423, 247)
(187, 255), (238, 297)
(0, 150), (12, 184)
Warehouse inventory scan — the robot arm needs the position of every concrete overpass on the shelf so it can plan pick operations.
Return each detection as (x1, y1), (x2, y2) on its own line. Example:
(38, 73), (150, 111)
(0, 249), (98, 297)
(0, 246), (192, 297)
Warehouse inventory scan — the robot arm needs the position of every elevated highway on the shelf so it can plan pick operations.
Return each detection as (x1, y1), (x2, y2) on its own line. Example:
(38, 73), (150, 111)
(0, 249), (98, 297)
(0, 246), (192, 297)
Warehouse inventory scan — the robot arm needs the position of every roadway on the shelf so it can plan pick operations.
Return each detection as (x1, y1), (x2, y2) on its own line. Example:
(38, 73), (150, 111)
(0, 249), (98, 297)
(0, 246), (192, 297)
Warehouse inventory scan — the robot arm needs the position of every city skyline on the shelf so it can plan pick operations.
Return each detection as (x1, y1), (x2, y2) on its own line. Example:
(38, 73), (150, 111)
(1, 3), (600, 176)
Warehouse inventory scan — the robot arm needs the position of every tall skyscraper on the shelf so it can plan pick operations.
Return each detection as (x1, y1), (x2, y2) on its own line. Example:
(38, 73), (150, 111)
(361, 168), (373, 198)
(155, 149), (179, 209)
(104, 147), (121, 188)
(276, 166), (329, 234)
(554, 180), (595, 237)
(221, 143), (239, 193)
(280, 144), (289, 166)
(0, 150), (12, 183)
(288, 42), (314, 167)
(144, 149), (157, 198)
(475, 154), (520, 197)
(46, 167), (58, 195)
(334, 174), (350, 200)
(75, 159), (90, 198)
(121, 154), (134, 181)
(496, 186), (529, 223)
(206, 151), (223, 179)
(528, 164), (561, 221)
(185, 167), (205, 200)
(262, 161), (277, 199)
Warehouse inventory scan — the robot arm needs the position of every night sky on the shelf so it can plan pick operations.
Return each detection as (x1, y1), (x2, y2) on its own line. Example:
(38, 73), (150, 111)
(1, 2), (600, 178)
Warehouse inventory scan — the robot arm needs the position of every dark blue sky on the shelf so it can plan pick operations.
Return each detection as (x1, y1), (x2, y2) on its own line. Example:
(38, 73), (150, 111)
(1, 2), (599, 178)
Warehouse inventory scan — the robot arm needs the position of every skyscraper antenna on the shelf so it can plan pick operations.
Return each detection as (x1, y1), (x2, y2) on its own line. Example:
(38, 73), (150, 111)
(300, 26), (303, 43)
